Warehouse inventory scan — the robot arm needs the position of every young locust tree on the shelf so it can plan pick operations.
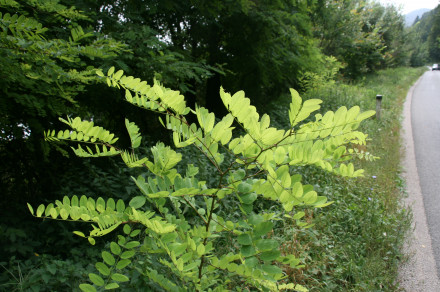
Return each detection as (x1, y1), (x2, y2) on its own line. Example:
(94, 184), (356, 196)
(28, 67), (376, 291)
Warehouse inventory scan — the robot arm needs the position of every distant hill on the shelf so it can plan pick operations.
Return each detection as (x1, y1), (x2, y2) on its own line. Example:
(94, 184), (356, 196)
(405, 8), (431, 27)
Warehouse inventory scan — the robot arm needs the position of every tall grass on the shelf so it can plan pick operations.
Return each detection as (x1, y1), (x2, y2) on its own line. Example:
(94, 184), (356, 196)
(267, 67), (427, 291)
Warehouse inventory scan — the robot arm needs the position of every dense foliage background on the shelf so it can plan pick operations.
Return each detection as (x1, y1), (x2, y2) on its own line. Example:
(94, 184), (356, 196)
(0, 0), (437, 290)
(407, 5), (440, 66)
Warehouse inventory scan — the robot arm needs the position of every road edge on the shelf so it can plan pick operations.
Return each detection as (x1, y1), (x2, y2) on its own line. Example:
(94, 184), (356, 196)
(398, 73), (440, 291)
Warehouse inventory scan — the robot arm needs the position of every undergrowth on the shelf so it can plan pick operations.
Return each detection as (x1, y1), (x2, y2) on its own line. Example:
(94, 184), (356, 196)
(265, 66), (426, 291)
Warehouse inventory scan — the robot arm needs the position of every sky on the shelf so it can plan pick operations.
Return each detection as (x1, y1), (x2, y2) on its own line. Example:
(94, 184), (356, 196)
(378, 0), (439, 14)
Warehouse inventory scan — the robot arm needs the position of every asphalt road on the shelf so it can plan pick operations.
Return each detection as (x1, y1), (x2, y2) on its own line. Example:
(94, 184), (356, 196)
(399, 70), (440, 291)
(412, 70), (440, 274)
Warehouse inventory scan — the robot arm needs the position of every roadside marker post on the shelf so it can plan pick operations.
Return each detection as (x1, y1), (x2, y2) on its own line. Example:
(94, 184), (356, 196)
(376, 94), (382, 119)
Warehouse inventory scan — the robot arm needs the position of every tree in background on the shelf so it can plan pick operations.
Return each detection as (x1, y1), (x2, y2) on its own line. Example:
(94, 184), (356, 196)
(312, 0), (408, 78)
(73, 0), (217, 98)
(0, 0), (325, 231)
(428, 7), (440, 61)
(0, 0), (128, 218)
(368, 3), (408, 67)
(81, 0), (323, 111)
(405, 7), (438, 66)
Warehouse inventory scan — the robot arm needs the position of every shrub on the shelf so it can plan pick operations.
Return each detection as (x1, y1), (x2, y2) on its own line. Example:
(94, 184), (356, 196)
(28, 67), (376, 291)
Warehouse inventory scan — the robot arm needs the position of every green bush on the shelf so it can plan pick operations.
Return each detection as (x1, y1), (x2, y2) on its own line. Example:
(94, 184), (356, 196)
(28, 67), (375, 291)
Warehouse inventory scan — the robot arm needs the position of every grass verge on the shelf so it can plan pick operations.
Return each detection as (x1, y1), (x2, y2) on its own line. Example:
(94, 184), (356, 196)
(268, 66), (427, 291)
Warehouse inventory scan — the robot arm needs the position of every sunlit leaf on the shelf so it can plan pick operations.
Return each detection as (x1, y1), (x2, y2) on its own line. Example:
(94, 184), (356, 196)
(129, 196), (146, 209)
(102, 251), (115, 266)
(110, 242), (121, 255)
(89, 273), (104, 286)
(104, 282), (119, 289)
(116, 259), (131, 270)
(95, 262), (110, 276)
(79, 284), (96, 292)
(120, 250), (135, 259)
(111, 273), (129, 282)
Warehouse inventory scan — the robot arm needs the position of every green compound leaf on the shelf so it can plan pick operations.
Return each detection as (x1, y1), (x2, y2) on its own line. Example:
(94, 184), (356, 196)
(89, 273), (104, 286)
(120, 250), (136, 259)
(27, 203), (34, 215)
(102, 251), (115, 266)
(107, 198), (115, 211)
(104, 282), (119, 290)
(116, 200), (125, 213)
(125, 119), (142, 149)
(124, 241), (140, 249)
(79, 284), (97, 292)
(60, 208), (69, 220)
(130, 229), (141, 237)
(73, 231), (85, 238)
(49, 208), (58, 219)
(36, 204), (45, 217)
(110, 242), (121, 255)
(116, 259), (131, 270)
(95, 262), (110, 276)
(197, 244), (206, 256)
(111, 273), (129, 282)
(107, 66), (115, 76)
(123, 224), (131, 235)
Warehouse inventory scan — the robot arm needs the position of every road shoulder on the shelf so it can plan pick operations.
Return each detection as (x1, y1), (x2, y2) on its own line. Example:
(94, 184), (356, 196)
(398, 74), (440, 291)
